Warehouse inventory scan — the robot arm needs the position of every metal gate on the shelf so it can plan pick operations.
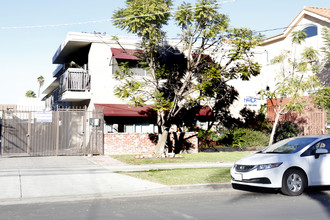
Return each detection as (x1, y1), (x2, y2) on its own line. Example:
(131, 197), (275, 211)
(0, 107), (104, 156)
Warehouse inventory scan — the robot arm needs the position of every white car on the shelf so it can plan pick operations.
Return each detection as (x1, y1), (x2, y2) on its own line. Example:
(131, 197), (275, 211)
(231, 135), (330, 196)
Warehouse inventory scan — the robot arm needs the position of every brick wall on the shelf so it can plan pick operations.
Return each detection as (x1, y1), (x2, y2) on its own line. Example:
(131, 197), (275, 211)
(104, 132), (198, 155)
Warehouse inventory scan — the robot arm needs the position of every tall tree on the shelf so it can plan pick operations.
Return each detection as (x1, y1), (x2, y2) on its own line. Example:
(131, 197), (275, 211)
(37, 75), (45, 98)
(260, 30), (321, 145)
(321, 27), (330, 69)
(113, 0), (263, 157)
(314, 86), (330, 110)
(314, 27), (330, 126)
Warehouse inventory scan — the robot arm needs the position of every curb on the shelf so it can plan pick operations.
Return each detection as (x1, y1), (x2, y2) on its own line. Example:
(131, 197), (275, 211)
(0, 183), (232, 205)
(142, 182), (233, 195)
(0, 183), (234, 205)
(168, 182), (232, 191)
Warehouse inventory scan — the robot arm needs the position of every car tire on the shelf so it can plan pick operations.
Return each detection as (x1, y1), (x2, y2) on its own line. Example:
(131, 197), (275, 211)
(281, 169), (307, 196)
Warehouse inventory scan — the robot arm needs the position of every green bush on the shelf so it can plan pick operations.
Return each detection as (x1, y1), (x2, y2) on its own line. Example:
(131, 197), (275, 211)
(232, 128), (246, 148)
(197, 107), (274, 149)
(273, 121), (301, 143)
(240, 129), (269, 148)
(198, 129), (217, 148)
(217, 128), (269, 148)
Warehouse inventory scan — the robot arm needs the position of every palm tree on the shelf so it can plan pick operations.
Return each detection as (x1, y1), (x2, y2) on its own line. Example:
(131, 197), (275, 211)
(26, 90), (36, 98)
(37, 75), (45, 98)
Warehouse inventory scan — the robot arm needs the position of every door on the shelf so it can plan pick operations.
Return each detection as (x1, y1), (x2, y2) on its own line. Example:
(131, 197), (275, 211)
(304, 139), (330, 185)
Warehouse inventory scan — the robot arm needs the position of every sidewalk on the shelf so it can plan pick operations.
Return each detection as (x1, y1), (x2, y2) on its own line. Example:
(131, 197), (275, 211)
(85, 155), (234, 171)
(0, 156), (233, 204)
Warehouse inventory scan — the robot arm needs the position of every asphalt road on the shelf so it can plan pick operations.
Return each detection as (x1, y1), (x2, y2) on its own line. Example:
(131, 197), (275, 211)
(1, 188), (330, 220)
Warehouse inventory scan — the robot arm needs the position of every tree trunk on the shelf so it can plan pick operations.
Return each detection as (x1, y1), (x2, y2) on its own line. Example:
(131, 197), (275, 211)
(154, 126), (170, 158)
(269, 103), (282, 146)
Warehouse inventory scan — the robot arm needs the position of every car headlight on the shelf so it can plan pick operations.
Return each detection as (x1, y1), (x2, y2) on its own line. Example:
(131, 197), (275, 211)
(257, 162), (283, 171)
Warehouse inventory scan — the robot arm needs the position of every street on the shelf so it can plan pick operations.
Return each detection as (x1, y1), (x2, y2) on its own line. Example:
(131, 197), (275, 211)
(1, 188), (330, 220)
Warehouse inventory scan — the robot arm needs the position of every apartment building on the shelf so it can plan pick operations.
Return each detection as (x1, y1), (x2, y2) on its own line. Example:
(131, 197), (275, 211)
(42, 6), (330, 135)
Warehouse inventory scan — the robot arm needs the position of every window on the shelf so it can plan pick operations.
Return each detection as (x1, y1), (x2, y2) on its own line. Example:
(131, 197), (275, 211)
(303, 25), (318, 38)
(106, 122), (157, 133)
(262, 138), (317, 154)
(135, 123), (154, 133)
(117, 60), (147, 77)
(123, 123), (155, 133)
(302, 139), (330, 156)
(124, 124), (135, 133)
(131, 68), (147, 77)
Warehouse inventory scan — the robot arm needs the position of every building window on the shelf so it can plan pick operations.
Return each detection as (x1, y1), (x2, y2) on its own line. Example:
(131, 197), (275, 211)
(135, 123), (153, 133)
(131, 68), (147, 77)
(105, 122), (158, 133)
(303, 25), (317, 38)
(124, 124), (135, 133)
(104, 124), (113, 133)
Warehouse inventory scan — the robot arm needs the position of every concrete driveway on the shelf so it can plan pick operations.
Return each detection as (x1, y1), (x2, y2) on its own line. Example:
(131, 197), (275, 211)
(0, 156), (165, 202)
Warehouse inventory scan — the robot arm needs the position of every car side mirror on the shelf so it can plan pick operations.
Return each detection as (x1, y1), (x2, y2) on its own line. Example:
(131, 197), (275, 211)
(315, 148), (328, 159)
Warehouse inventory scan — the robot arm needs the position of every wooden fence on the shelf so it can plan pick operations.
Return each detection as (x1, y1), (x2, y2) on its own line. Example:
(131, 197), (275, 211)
(267, 97), (327, 135)
(0, 107), (103, 157)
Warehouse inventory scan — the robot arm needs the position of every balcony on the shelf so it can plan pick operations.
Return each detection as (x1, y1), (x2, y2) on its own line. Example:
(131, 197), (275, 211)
(59, 68), (91, 102)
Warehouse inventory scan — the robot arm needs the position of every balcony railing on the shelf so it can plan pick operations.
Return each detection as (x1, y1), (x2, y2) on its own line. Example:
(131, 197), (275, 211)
(59, 68), (91, 94)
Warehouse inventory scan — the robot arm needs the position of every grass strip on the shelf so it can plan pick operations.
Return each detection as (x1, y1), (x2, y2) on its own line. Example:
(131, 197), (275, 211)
(117, 167), (231, 185)
(111, 152), (252, 165)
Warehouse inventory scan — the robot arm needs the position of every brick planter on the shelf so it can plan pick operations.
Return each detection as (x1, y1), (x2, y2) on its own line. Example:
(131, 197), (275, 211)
(104, 132), (198, 155)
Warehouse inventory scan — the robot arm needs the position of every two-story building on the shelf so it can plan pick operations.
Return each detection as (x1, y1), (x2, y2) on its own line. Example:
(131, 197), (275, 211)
(43, 6), (330, 137)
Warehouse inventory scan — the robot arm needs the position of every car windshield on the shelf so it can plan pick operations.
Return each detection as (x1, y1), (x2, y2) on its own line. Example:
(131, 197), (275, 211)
(261, 137), (317, 154)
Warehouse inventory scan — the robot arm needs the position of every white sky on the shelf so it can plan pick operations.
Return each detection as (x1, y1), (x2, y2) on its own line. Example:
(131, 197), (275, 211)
(0, 0), (329, 104)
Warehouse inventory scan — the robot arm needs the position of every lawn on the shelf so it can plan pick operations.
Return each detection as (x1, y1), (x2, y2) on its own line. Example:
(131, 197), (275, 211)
(111, 151), (253, 165)
(112, 152), (252, 185)
(118, 167), (232, 185)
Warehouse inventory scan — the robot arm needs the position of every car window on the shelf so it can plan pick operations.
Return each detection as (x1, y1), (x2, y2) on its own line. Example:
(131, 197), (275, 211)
(262, 137), (317, 154)
(301, 138), (330, 156)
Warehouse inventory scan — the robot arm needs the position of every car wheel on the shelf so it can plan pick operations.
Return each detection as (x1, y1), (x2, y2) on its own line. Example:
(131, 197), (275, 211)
(281, 169), (307, 196)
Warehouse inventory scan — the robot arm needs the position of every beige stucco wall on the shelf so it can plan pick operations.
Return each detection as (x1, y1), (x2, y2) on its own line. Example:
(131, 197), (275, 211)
(88, 43), (130, 108)
(228, 14), (329, 118)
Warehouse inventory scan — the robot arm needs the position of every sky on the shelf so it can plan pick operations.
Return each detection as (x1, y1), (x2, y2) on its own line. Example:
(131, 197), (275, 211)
(0, 0), (329, 105)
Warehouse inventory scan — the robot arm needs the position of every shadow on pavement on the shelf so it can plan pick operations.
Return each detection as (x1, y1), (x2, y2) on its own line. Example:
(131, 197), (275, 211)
(305, 185), (330, 193)
(231, 183), (279, 195)
(232, 183), (330, 218)
(305, 186), (330, 218)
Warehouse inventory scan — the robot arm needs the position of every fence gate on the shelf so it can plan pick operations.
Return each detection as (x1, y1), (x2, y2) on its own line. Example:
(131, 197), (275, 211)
(305, 111), (327, 135)
(0, 108), (104, 157)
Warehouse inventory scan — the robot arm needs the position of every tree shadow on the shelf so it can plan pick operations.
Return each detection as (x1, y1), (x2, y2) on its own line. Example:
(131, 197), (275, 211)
(148, 132), (197, 155)
(172, 132), (196, 154)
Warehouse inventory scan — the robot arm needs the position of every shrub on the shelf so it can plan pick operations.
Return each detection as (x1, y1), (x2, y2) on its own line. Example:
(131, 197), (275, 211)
(240, 129), (269, 148)
(232, 128), (246, 148)
(198, 129), (217, 148)
(273, 121), (301, 143)
(217, 130), (234, 147)
(217, 128), (269, 148)
(239, 108), (273, 133)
